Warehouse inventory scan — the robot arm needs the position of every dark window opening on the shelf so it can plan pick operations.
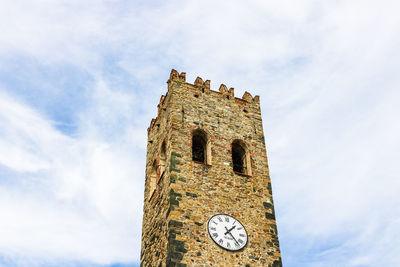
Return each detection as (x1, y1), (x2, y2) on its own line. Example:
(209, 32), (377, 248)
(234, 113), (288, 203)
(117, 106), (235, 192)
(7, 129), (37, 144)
(232, 141), (246, 173)
(160, 141), (166, 176)
(148, 160), (157, 200)
(192, 133), (206, 163)
(161, 141), (166, 159)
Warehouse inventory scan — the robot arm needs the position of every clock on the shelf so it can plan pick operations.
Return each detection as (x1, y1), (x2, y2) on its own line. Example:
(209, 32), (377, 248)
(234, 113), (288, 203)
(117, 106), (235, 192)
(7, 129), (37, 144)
(207, 214), (248, 251)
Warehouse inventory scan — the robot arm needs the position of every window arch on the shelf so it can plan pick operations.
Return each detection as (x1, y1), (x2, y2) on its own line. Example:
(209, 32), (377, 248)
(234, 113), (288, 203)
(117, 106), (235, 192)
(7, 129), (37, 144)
(148, 160), (157, 199)
(232, 139), (252, 175)
(192, 129), (211, 165)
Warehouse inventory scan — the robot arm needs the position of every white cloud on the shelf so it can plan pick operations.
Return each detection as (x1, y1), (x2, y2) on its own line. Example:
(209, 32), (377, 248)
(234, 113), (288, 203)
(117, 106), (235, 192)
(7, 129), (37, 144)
(0, 88), (143, 265)
(0, 90), (62, 172)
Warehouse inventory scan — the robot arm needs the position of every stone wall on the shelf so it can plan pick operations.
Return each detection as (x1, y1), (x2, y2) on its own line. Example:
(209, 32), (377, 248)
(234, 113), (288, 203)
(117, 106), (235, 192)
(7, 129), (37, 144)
(141, 70), (282, 267)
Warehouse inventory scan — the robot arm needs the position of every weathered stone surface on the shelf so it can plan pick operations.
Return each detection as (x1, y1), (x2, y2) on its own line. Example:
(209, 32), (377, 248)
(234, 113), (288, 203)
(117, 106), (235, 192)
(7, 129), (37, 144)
(141, 70), (282, 266)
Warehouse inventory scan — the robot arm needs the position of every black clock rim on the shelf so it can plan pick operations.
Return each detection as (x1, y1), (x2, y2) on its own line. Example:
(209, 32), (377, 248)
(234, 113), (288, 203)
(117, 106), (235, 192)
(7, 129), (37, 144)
(207, 213), (248, 252)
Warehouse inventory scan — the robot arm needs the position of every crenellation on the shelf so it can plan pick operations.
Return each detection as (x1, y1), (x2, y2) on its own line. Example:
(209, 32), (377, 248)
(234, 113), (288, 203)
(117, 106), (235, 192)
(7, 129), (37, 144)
(242, 91), (253, 102)
(204, 80), (211, 91)
(159, 95), (166, 106)
(194, 76), (204, 87)
(169, 69), (179, 82)
(179, 72), (186, 82)
(168, 69), (186, 83)
(218, 83), (228, 94)
(147, 118), (156, 133)
(228, 87), (235, 97)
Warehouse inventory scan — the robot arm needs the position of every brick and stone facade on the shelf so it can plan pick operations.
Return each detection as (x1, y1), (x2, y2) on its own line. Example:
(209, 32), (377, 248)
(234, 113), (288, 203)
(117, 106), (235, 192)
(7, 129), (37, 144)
(140, 69), (282, 266)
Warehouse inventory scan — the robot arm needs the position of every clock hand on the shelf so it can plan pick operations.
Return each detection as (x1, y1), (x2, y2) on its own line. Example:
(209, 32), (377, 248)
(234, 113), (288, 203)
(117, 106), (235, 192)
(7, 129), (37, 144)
(228, 231), (240, 246)
(224, 226), (231, 235)
(224, 226), (239, 246)
(224, 225), (236, 235)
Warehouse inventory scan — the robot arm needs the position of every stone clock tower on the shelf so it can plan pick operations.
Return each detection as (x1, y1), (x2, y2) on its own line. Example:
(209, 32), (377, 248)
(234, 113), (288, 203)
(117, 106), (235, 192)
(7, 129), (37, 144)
(140, 70), (282, 266)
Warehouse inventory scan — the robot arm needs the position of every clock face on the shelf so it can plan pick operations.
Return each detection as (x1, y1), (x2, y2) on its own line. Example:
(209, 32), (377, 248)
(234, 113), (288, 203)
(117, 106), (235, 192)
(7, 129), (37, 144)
(207, 214), (248, 251)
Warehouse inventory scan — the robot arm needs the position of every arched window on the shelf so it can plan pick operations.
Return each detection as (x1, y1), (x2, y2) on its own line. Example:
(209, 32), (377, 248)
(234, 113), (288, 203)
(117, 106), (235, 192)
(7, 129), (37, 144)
(192, 129), (211, 165)
(232, 140), (251, 175)
(148, 160), (157, 199)
(159, 141), (166, 177)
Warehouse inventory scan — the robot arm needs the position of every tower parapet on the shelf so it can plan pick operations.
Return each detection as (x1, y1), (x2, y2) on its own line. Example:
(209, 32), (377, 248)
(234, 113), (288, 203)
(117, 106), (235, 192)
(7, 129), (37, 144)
(149, 69), (260, 132)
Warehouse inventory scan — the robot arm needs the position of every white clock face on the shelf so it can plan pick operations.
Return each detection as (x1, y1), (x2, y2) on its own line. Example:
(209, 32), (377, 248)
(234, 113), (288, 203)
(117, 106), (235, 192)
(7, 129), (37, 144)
(207, 214), (248, 251)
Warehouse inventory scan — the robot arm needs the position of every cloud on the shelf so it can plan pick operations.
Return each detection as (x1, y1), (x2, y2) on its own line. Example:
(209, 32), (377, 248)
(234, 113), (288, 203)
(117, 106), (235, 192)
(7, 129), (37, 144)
(0, 87), (143, 266)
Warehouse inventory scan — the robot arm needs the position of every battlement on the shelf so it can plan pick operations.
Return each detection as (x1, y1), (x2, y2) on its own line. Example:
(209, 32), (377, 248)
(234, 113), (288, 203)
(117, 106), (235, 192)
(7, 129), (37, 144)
(148, 69), (260, 132)
(167, 69), (259, 103)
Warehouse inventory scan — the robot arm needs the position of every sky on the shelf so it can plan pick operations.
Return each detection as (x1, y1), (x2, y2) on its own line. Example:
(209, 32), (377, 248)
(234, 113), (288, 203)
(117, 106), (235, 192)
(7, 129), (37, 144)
(0, 0), (399, 266)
